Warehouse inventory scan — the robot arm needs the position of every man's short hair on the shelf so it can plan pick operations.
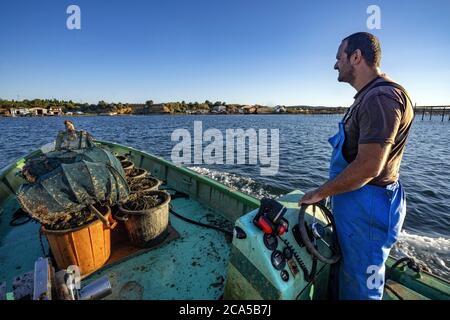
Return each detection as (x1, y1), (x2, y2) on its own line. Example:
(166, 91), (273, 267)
(343, 32), (381, 68)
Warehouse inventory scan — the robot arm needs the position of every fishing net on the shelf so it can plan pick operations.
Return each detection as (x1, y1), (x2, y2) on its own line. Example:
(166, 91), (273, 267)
(17, 130), (130, 227)
(55, 130), (95, 150)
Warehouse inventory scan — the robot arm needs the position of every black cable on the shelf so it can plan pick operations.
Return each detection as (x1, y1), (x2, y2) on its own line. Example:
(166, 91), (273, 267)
(169, 206), (233, 237)
(10, 215), (32, 227)
(163, 188), (233, 236)
(162, 188), (190, 200)
(9, 209), (32, 227)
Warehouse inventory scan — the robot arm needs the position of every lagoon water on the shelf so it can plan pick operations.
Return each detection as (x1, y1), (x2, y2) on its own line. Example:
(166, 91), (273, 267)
(0, 114), (449, 278)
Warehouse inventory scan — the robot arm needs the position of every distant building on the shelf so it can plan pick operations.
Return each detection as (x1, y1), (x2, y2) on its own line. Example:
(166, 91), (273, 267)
(240, 105), (257, 114)
(274, 105), (287, 113)
(48, 107), (63, 116)
(0, 109), (11, 117)
(212, 105), (227, 114)
(10, 108), (31, 117)
(195, 109), (209, 114)
(29, 107), (48, 116)
(146, 104), (171, 114)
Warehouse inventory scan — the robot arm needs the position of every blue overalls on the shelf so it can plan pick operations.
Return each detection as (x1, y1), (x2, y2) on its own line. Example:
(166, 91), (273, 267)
(328, 106), (407, 300)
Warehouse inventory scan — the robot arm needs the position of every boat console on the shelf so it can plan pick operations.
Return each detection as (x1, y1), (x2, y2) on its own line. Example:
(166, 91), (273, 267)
(224, 190), (340, 300)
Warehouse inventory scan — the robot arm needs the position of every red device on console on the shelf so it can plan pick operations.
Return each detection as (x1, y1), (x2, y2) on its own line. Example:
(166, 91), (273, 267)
(253, 198), (289, 236)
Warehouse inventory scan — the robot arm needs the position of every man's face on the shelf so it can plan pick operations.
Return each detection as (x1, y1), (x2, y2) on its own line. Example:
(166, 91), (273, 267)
(334, 41), (355, 83)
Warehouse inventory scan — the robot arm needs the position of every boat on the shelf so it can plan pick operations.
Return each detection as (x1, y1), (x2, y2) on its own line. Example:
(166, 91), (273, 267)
(0, 140), (449, 300)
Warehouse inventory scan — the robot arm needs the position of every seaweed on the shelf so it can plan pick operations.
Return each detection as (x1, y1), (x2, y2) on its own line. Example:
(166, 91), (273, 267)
(43, 206), (97, 230)
(123, 193), (163, 211)
(129, 177), (159, 192)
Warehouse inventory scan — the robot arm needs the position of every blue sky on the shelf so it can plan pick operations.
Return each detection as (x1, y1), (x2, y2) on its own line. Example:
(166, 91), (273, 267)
(1, 0), (449, 106)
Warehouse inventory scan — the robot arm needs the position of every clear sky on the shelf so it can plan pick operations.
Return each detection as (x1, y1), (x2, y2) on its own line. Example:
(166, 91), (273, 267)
(1, 0), (449, 107)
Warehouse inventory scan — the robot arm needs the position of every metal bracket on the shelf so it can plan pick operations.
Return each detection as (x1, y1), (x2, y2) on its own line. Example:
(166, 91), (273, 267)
(33, 257), (53, 300)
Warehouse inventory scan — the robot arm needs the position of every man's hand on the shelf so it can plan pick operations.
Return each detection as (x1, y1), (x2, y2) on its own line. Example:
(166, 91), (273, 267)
(298, 189), (325, 206)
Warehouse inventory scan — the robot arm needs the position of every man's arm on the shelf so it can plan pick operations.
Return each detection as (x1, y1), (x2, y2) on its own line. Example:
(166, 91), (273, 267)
(298, 142), (392, 205)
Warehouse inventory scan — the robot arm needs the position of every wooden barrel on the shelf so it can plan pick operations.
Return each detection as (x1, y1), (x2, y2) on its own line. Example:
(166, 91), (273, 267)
(42, 205), (116, 276)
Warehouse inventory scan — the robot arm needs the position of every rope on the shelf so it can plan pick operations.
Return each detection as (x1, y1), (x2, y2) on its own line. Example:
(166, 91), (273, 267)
(390, 256), (430, 274)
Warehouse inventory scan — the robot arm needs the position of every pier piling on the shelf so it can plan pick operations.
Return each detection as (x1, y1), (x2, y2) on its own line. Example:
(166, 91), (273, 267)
(416, 105), (449, 122)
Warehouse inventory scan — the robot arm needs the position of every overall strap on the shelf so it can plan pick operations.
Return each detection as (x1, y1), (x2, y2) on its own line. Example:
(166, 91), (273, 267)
(370, 81), (412, 105)
(342, 81), (412, 124)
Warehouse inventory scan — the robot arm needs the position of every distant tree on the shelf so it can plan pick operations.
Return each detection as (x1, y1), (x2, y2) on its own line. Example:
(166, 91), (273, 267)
(145, 100), (154, 107)
(98, 100), (108, 110)
(66, 101), (76, 111)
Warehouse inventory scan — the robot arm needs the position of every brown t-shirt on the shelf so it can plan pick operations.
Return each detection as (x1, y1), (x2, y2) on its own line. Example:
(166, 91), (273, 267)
(343, 75), (414, 186)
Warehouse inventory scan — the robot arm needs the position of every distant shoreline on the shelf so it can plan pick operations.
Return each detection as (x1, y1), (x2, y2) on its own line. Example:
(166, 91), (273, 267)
(0, 98), (349, 117)
(2, 98), (448, 118)
(1, 111), (347, 118)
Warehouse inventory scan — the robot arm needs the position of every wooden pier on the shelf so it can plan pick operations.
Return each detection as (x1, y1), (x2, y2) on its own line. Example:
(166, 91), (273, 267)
(414, 105), (450, 121)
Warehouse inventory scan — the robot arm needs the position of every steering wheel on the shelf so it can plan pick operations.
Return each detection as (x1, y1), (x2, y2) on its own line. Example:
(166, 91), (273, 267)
(298, 202), (341, 264)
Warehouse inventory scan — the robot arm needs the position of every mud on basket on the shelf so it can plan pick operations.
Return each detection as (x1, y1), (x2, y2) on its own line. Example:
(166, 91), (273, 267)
(116, 190), (171, 247)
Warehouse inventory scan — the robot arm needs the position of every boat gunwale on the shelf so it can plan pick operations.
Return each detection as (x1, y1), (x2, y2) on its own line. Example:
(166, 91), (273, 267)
(0, 149), (41, 179)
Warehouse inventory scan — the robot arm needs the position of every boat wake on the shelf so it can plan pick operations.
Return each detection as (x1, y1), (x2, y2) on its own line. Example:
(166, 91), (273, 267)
(188, 166), (281, 199)
(188, 166), (450, 280)
(392, 231), (450, 279)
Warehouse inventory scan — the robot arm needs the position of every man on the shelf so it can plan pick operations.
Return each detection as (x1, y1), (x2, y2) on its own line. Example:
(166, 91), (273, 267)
(298, 32), (414, 300)
(56, 120), (95, 150)
(64, 120), (76, 132)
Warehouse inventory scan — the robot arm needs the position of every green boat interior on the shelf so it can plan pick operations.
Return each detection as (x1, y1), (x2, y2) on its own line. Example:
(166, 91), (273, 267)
(0, 140), (449, 300)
